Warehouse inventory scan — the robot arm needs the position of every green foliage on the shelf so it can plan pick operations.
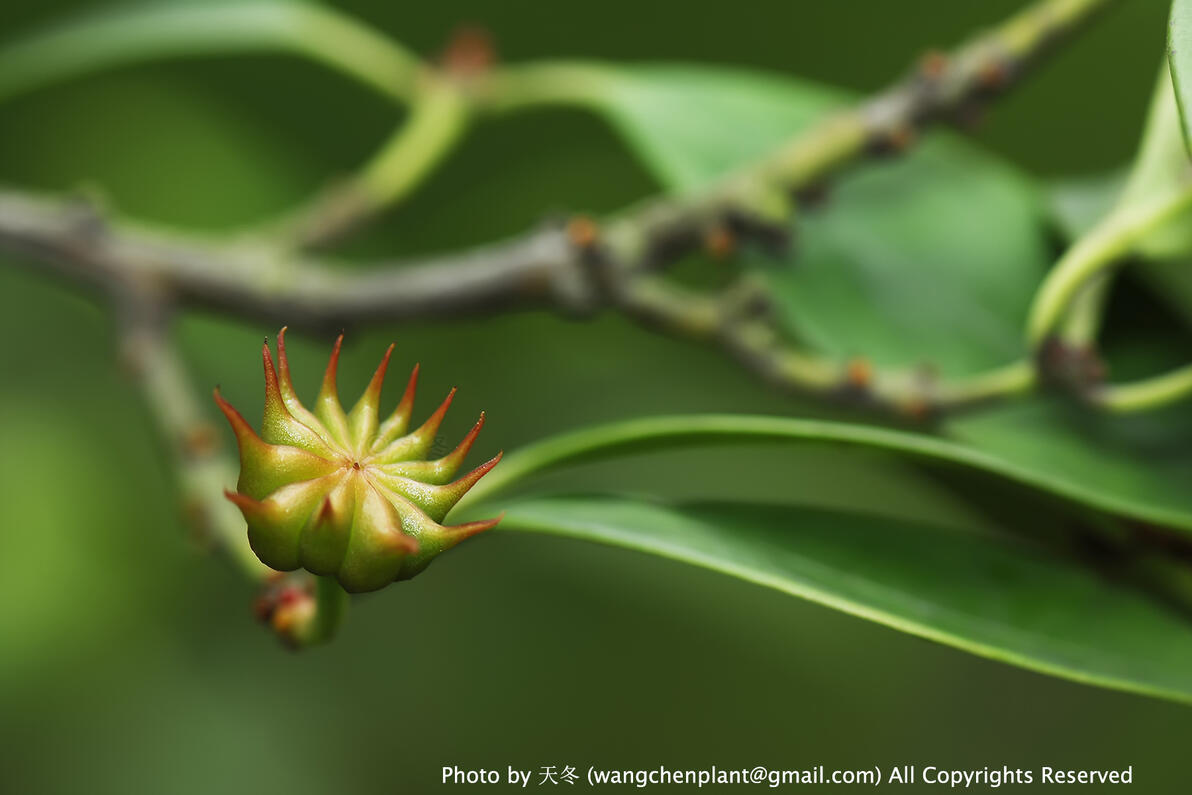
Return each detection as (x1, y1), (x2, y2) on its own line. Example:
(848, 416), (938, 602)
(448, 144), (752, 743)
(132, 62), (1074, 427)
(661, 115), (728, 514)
(584, 66), (1050, 374)
(8, 1), (1192, 790)
(462, 411), (1192, 535)
(458, 63), (1192, 702)
(1052, 66), (1192, 324)
(498, 496), (1192, 703)
(4, 0), (1192, 709)
(1169, 0), (1192, 155)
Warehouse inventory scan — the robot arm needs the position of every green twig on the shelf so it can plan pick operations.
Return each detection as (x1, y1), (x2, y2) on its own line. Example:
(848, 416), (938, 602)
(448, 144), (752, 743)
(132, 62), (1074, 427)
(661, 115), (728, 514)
(118, 301), (267, 580)
(1027, 187), (1192, 346)
(614, 274), (1036, 417)
(1058, 273), (1114, 348)
(0, 0), (1122, 423)
(265, 76), (471, 248)
(119, 297), (355, 646)
(1091, 363), (1192, 412)
(0, 1), (424, 105)
(308, 576), (349, 644)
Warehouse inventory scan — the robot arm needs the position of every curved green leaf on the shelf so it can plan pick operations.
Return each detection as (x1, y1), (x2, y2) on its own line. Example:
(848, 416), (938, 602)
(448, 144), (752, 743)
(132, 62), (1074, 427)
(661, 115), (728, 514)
(582, 65), (1050, 375)
(497, 496), (1192, 704)
(461, 409), (1192, 533)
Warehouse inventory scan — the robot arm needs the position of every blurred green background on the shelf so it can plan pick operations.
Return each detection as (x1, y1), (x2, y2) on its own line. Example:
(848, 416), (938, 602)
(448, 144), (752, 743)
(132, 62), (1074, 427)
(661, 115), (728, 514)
(1, 0), (1189, 792)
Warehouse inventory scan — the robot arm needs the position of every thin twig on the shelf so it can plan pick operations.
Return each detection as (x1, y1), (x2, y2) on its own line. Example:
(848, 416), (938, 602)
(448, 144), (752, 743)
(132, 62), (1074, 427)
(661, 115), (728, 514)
(491, 0), (1116, 278)
(263, 75), (472, 250)
(0, 190), (597, 324)
(117, 286), (346, 645)
(1092, 364), (1192, 412)
(611, 274), (1038, 418)
(0, 0), (1115, 419)
(0, 1), (424, 105)
(116, 291), (267, 580)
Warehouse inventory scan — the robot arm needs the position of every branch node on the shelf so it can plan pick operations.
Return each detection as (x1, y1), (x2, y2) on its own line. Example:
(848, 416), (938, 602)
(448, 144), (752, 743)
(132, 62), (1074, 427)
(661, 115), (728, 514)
(1036, 336), (1107, 396)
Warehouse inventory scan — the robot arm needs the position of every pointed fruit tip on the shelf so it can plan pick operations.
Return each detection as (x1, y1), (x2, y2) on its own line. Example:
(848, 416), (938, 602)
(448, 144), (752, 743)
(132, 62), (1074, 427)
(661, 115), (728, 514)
(450, 450), (503, 495)
(366, 343), (395, 393)
(224, 490), (261, 512)
(415, 387), (456, 437)
(214, 387), (248, 426)
(262, 340), (279, 376)
(447, 513), (502, 540)
(441, 413), (488, 465)
(262, 340), (286, 409)
(401, 363), (420, 401)
(321, 333), (344, 394)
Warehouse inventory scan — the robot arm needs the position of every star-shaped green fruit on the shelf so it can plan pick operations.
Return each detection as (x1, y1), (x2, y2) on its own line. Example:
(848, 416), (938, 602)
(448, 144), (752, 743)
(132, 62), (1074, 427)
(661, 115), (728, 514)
(215, 329), (501, 593)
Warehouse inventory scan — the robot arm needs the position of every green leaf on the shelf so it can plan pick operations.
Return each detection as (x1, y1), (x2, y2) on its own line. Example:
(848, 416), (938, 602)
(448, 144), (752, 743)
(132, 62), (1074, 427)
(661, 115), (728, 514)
(497, 495), (1192, 704)
(1120, 69), (1192, 326)
(785, 139), (1047, 374)
(1114, 66), (1192, 260)
(946, 401), (1192, 531)
(589, 65), (845, 194)
(461, 411), (1192, 534)
(1170, 0), (1192, 157)
(584, 65), (1050, 375)
(1049, 170), (1126, 241)
(1048, 67), (1192, 326)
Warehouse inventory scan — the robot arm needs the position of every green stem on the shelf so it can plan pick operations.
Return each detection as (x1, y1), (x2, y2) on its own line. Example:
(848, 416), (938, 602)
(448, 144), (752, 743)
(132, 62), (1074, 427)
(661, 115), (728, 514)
(308, 576), (349, 645)
(265, 78), (471, 247)
(356, 84), (469, 205)
(933, 360), (1037, 406)
(475, 61), (616, 114)
(1092, 363), (1192, 412)
(455, 415), (999, 516)
(1059, 273), (1113, 348)
(0, 1), (424, 105)
(1026, 187), (1192, 346)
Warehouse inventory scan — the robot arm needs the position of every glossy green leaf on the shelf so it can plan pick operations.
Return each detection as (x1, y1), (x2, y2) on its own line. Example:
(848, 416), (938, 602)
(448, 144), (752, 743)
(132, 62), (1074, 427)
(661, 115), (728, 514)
(461, 410), (1192, 534)
(945, 400), (1192, 530)
(496, 495), (1192, 703)
(584, 65), (1050, 375)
